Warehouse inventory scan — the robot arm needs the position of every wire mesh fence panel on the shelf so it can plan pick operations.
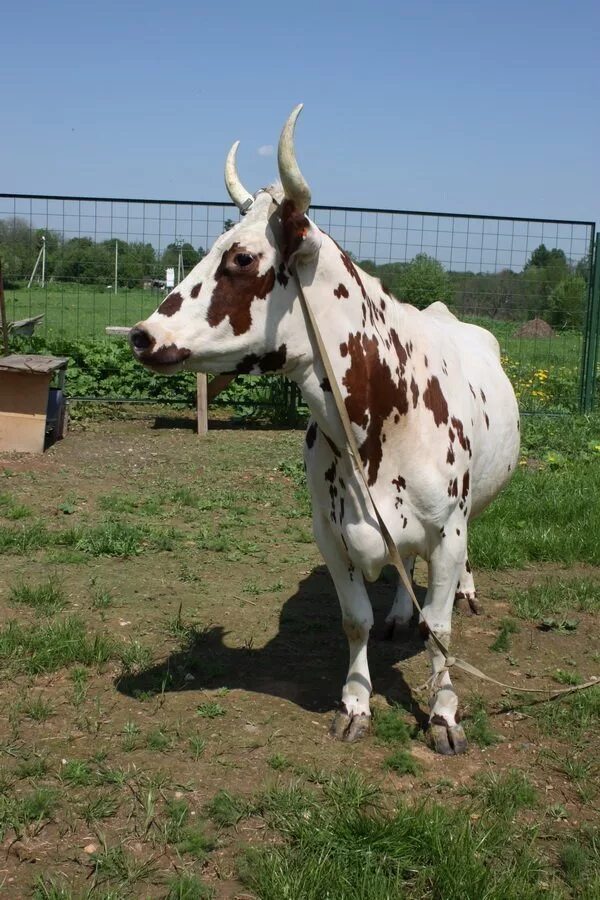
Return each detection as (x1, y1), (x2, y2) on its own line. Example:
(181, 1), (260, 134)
(0, 193), (596, 414)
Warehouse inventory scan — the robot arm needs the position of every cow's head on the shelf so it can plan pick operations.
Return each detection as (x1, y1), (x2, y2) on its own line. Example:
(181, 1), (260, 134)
(130, 106), (322, 377)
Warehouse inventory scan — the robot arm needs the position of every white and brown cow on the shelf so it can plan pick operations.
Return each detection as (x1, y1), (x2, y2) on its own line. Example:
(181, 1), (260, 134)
(130, 106), (520, 754)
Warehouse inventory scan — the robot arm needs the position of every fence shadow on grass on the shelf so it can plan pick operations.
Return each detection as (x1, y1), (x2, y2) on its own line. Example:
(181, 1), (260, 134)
(116, 565), (429, 729)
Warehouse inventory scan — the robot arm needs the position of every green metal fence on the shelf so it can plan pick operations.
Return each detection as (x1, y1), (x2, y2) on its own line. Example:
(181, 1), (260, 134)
(0, 193), (597, 415)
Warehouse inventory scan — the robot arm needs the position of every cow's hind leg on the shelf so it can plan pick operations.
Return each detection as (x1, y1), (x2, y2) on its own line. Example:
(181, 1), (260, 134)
(383, 556), (417, 639)
(314, 517), (374, 743)
(421, 528), (469, 755)
(454, 557), (481, 615)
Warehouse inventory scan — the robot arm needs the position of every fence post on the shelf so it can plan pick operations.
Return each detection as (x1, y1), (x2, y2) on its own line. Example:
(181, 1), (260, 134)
(579, 234), (600, 413)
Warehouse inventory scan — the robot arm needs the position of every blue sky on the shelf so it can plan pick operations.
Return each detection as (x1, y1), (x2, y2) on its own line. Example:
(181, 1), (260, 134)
(2, 0), (598, 222)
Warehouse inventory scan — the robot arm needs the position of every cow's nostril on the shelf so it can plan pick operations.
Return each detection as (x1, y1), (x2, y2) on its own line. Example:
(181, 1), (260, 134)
(130, 326), (153, 352)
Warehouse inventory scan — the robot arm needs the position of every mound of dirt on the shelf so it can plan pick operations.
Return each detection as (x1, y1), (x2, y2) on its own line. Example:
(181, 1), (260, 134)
(513, 317), (556, 339)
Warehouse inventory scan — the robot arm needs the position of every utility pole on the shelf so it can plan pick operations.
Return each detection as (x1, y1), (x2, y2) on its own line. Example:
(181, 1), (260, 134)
(114, 240), (119, 295)
(175, 238), (184, 284)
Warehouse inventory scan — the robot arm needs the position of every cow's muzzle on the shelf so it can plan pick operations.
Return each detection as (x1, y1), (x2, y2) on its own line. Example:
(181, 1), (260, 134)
(129, 326), (191, 371)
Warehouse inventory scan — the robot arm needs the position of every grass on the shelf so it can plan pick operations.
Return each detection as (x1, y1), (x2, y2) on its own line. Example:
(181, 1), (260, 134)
(470, 769), (537, 818)
(523, 685), (600, 740)
(465, 695), (499, 748)
(373, 706), (412, 745)
(238, 774), (552, 900)
(512, 578), (600, 619)
(383, 749), (421, 775)
(196, 701), (226, 719)
(166, 873), (215, 899)
(206, 790), (251, 827)
(490, 617), (520, 652)
(9, 578), (66, 614)
(0, 616), (114, 674)
(0, 788), (57, 840)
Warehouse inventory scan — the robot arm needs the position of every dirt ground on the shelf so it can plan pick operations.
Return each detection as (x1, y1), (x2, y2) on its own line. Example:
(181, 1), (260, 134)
(0, 411), (598, 897)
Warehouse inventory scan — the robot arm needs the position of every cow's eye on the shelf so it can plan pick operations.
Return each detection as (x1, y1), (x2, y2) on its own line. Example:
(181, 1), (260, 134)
(234, 252), (255, 268)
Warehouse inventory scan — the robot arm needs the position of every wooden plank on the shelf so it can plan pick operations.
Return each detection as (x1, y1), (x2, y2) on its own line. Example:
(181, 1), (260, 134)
(196, 374), (208, 436)
(0, 354), (68, 374)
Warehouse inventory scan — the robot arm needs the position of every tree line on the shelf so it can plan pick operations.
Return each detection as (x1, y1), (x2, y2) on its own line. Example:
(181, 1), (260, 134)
(0, 216), (591, 328)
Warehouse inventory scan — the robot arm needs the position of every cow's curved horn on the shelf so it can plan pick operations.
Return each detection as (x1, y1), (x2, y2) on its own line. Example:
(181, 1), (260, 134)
(224, 141), (253, 212)
(278, 104), (311, 213)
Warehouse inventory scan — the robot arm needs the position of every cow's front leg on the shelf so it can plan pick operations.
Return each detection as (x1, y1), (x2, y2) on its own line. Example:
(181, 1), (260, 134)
(421, 531), (468, 755)
(314, 516), (373, 742)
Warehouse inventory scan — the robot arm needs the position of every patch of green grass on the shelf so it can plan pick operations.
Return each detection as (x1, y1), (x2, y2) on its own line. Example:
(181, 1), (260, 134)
(383, 749), (421, 775)
(268, 753), (291, 771)
(19, 694), (54, 721)
(146, 728), (172, 752)
(119, 640), (152, 674)
(0, 492), (32, 521)
(0, 616), (114, 674)
(89, 844), (157, 890)
(512, 578), (600, 619)
(559, 827), (600, 899)
(464, 696), (499, 748)
(490, 617), (520, 652)
(0, 787), (57, 840)
(166, 873), (215, 900)
(164, 799), (215, 860)
(16, 755), (49, 779)
(9, 578), (66, 614)
(471, 769), (537, 818)
(206, 789), (251, 827)
(0, 521), (49, 555)
(373, 706), (411, 745)
(469, 462), (600, 568)
(553, 668), (583, 686)
(196, 701), (226, 719)
(188, 735), (206, 761)
(80, 793), (120, 824)
(524, 685), (600, 739)
(240, 774), (550, 900)
(31, 876), (73, 900)
(60, 759), (93, 786)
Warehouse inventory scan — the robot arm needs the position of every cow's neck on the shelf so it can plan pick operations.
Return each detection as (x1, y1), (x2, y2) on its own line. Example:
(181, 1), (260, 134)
(288, 240), (407, 470)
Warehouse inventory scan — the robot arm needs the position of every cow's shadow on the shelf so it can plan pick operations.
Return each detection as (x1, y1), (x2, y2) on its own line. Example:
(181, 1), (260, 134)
(117, 566), (429, 728)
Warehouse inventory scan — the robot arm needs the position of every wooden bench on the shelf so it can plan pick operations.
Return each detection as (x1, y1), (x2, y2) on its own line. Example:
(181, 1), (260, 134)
(106, 327), (235, 435)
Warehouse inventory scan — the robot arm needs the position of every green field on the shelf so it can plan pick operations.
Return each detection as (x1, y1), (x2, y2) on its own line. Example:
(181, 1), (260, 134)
(0, 413), (598, 897)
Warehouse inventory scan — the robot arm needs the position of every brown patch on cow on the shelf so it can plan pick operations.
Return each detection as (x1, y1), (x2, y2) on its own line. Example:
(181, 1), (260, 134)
(423, 376), (449, 426)
(392, 475), (406, 492)
(157, 291), (184, 317)
(484, 412), (490, 429)
(190, 282), (203, 299)
(341, 331), (409, 485)
(447, 478), (458, 497)
(380, 298), (386, 311)
(276, 263), (289, 286)
(451, 417), (472, 457)
(141, 343), (190, 367)
(207, 244), (276, 336)
(334, 283), (349, 299)
(461, 471), (470, 500)
(389, 330), (408, 374)
(465, 558), (472, 573)
(305, 422), (317, 449)
(320, 377), (332, 392)
(469, 382), (476, 399)
(424, 355), (429, 368)
(280, 198), (310, 262)
(480, 388), (487, 403)
(235, 344), (287, 374)
(324, 462), (336, 483)
(446, 444), (455, 465)
(410, 376), (419, 408)
(340, 251), (367, 299)
(456, 528), (461, 535)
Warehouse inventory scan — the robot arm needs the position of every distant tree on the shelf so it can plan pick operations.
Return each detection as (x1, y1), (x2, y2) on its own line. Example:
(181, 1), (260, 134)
(222, 218), (236, 232)
(548, 274), (587, 329)
(397, 254), (452, 309)
(160, 242), (204, 272)
(522, 243), (570, 317)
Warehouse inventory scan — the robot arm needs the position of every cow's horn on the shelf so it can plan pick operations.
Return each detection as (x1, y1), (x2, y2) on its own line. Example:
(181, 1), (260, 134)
(278, 104), (311, 213)
(224, 141), (253, 212)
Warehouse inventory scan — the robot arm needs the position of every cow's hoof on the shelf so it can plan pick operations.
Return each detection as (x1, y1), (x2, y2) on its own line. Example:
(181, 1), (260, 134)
(454, 593), (481, 616)
(428, 720), (468, 755)
(380, 618), (413, 641)
(330, 707), (371, 742)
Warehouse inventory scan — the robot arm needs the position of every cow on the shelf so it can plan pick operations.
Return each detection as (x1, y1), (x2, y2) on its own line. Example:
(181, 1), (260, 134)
(130, 106), (520, 755)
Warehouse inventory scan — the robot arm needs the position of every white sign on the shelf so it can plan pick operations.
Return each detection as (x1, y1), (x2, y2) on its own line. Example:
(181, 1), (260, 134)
(166, 267), (175, 288)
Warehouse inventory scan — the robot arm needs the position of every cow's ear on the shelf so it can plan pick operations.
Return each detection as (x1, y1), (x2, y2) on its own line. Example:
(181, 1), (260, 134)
(280, 199), (322, 265)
